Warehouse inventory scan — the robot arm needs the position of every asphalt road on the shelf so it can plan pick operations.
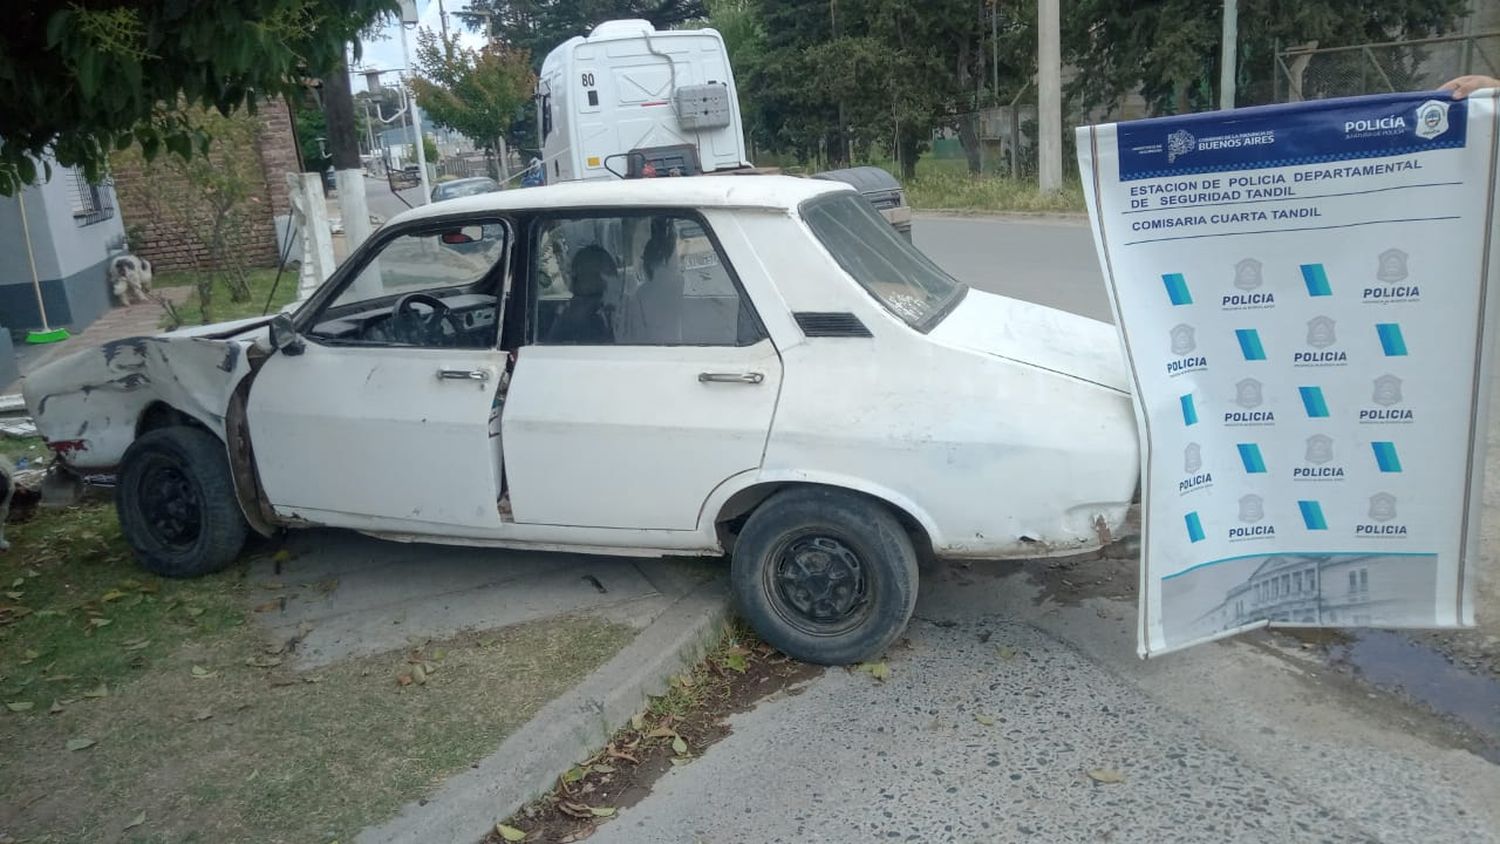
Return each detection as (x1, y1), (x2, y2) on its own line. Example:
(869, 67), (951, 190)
(593, 565), (1500, 844)
(914, 213), (1113, 323)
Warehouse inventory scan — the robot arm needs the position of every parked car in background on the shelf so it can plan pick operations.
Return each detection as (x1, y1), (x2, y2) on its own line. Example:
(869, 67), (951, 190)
(21, 176), (1139, 665)
(432, 176), (501, 203)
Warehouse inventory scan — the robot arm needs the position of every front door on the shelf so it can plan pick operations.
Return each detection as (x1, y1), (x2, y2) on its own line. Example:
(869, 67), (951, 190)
(248, 219), (511, 531)
(502, 211), (782, 530)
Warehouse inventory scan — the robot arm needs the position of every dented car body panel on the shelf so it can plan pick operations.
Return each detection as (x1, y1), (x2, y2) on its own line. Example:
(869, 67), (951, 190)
(20, 176), (1140, 562)
(23, 334), (258, 471)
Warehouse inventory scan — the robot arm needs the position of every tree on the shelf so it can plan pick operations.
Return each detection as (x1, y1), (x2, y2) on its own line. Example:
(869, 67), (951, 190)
(0, 0), (395, 195)
(459, 0), (707, 68)
(1065, 0), (1470, 116)
(409, 30), (535, 179)
(112, 109), (266, 325)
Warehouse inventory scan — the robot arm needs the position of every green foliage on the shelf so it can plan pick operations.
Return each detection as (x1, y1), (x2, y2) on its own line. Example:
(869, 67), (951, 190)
(0, 0), (397, 195)
(459, 0), (707, 69)
(423, 135), (442, 164)
(112, 108), (269, 324)
(1064, 0), (1470, 114)
(410, 29), (536, 162)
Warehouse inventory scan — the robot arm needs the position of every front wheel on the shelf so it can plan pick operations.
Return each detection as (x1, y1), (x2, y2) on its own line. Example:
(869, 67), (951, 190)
(731, 488), (919, 665)
(116, 426), (249, 578)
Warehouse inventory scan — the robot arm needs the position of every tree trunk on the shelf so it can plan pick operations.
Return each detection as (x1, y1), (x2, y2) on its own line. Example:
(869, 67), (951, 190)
(957, 115), (982, 175)
(324, 53), (362, 172)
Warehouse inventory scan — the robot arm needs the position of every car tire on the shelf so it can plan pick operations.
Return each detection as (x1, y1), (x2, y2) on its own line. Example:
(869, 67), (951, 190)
(116, 426), (249, 578)
(731, 487), (919, 665)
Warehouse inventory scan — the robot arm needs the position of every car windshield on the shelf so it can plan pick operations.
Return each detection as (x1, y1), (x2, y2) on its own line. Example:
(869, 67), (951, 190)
(800, 193), (966, 331)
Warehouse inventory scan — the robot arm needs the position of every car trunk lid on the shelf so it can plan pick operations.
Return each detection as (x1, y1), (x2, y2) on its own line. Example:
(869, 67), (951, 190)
(929, 289), (1129, 393)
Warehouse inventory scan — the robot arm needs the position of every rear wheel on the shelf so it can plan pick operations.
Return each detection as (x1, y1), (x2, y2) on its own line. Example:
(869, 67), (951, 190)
(116, 426), (248, 578)
(731, 488), (918, 665)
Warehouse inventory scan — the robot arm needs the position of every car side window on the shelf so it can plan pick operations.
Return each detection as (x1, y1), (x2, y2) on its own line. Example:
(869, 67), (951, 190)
(529, 213), (762, 346)
(331, 224), (505, 312)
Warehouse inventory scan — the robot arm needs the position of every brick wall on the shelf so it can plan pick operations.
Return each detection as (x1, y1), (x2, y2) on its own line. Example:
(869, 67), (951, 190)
(111, 98), (303, 273)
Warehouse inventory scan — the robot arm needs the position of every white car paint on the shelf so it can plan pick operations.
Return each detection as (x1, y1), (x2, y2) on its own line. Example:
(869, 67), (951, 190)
(23, 175), (1139, 561)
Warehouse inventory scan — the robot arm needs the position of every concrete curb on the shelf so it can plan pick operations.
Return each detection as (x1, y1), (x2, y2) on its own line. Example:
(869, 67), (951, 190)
(356, 578), (732, 844)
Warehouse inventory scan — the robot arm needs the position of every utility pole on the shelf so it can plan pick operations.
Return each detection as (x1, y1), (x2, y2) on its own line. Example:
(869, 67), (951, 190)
(1037, 0), (1062, 193)
(324, 50), (373, 252)
(398, 0), (432, 204)
(1220, 0), (1239, 110)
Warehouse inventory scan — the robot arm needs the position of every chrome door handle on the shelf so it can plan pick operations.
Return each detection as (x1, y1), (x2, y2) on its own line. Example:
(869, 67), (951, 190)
(437, 368), (491, 382)
(698, 371), (765, 384)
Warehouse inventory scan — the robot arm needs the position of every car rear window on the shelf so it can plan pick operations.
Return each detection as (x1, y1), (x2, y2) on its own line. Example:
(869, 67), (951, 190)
(800, 194), (966, 331)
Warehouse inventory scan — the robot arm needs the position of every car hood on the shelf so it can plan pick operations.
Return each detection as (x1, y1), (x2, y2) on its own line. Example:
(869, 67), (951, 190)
(161, 314), (277, 339)
(929, 289), (1129, 393)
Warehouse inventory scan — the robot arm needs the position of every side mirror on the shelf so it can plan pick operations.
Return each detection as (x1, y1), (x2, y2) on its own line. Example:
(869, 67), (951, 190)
(269, 314), (305, 356)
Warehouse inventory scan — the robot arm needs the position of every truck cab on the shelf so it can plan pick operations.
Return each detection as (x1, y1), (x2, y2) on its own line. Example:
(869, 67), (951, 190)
(537, 20), (749, 183)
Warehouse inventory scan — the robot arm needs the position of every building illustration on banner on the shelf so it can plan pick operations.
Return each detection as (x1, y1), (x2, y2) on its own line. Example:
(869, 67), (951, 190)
(1161, 552), (1439, 642)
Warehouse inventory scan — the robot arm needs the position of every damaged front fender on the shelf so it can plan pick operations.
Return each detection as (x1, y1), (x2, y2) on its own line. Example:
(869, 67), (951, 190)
(22, 334), (259, 471)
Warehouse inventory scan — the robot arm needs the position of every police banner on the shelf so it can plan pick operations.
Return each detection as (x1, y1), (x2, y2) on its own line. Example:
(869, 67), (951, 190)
(1077, 91), (1500, 657)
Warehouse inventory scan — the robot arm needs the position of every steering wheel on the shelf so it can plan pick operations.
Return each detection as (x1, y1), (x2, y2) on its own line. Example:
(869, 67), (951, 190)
(391, 292), (461, 346)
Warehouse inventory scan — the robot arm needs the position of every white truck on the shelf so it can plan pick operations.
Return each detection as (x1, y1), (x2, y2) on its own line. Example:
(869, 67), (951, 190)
(536, 19), (913, 238)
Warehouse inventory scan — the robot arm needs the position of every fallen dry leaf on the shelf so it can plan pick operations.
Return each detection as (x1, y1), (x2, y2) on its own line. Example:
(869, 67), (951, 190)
(671, 735), (688, 755)
(588, 807), (616, 818)
(591, 763), (616, 774)
(251, 601), (280, 613)
(191, 708), (213, 722)
(410, 664), (427, 685)
(184, 606), (205, 618)
(557, 801), (594, 819)
(124, 810), (146, 830)
(81, 683), (108, 699)
(122, 639), (152, 652)
(65, 737), (96, 752)
(190, 665), (216, 679)
(629, 712), (644, 731)
(100, 590), (127, 603)
(494, 823), (527, 842)
(1087, 768), (1126, 784)
(995, 645), (1018, 661)
(855, 662), (891, 681)
(48, 701), (64, 715)
(6, 701), (33, 712)
(87, 617), (111, 628)
(396, 673), (413, 687)
(974, 714), (996, 726)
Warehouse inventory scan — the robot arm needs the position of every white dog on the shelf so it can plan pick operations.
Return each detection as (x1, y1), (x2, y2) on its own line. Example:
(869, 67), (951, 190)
(109, 254), (153, 305)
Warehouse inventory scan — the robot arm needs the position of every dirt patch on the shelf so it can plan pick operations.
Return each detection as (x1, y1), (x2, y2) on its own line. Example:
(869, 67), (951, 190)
(491, 629), (822, 844)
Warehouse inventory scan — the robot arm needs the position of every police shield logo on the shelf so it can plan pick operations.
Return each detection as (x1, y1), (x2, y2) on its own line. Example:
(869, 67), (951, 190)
(1377, 248), (1409, 283)
(1238, 494), (1265, 523)
(1305, 434), (1334, 464)
(1306, 316), (1336, 349)
(1167, 129), (1196, 163)
(1235, 378), (1264, 409)
(1234, 258), (1263, 291)
(1414, 99), (1451, 140)
(1369, 493), (1397, 522)
(1373, 374), (1403, 406)
(1170, 323), (1196, 355)
(1184, 442), (1202, 473)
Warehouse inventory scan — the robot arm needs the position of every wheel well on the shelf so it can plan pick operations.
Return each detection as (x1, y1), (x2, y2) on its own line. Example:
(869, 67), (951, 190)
(136, 402), (211, 439)
(714, 482), (934, 560)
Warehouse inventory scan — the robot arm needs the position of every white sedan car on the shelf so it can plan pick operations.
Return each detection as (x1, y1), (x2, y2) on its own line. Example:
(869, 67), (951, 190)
(24, 176), (1138, 664)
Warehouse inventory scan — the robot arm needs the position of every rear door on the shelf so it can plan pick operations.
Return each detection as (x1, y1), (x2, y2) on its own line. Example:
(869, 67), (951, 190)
(501, 210), (781, 530)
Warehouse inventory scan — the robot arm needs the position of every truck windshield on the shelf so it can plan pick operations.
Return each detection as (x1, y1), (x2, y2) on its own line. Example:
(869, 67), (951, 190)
(801, 193), (966, 331)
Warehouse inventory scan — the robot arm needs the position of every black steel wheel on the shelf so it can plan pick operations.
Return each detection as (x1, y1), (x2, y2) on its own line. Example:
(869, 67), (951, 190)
(117, 426), (248, 577)
(732, 487), (918, 665)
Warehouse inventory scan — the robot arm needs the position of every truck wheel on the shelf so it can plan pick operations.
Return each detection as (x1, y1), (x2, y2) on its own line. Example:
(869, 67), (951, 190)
(731, 488), (919, 665)
(116, 426), (248, 578)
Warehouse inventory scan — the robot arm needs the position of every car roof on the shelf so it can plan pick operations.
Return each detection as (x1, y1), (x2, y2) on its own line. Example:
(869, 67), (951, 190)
(389, 175), (853, 226)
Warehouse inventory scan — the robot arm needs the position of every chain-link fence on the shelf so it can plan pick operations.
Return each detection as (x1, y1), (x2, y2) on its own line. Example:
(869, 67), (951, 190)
(1275, 32), (1500, 102)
